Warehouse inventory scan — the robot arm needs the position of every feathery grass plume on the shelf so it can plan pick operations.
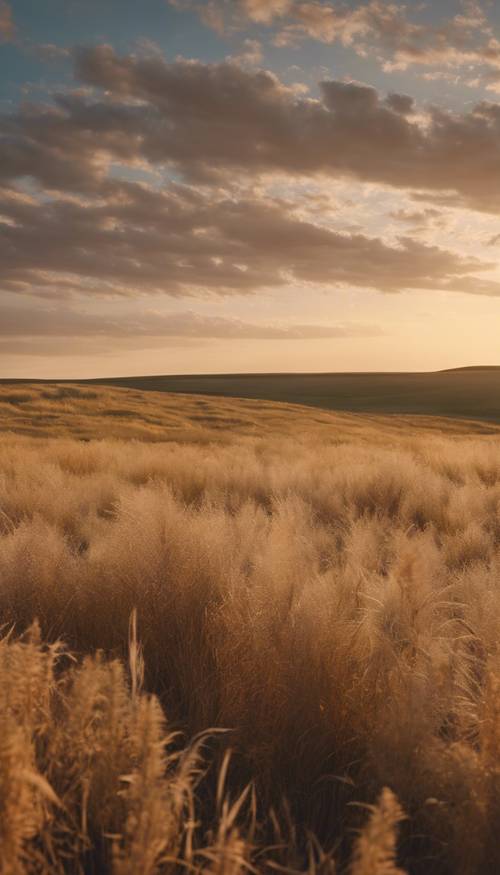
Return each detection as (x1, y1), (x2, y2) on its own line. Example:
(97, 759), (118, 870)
(0, 711), (44, 874)
(112, 695), (188, 875)
(350, 789), (407, 875)
(0, 625), (61, 874)
(44, 655), (135, 868)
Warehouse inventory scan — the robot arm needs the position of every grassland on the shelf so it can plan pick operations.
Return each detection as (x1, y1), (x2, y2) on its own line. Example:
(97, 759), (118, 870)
(1, 383), (500, 873)
(9, 365), (496, 423)
(1, 381), (500, 443)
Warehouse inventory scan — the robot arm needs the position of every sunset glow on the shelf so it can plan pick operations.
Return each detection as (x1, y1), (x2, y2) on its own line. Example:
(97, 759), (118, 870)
(1, 0), (499, 376)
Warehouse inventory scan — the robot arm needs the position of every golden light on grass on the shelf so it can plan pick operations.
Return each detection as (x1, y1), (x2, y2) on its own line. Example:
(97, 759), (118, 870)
(0, 385), (499, 871)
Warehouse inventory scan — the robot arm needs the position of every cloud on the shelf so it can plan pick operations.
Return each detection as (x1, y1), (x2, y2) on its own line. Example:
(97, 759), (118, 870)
(3, 46), (500, 307)
(0, 0), (15, 42)
(228, 38), (263, 65)
(173, 0), (500, 75)
(0, 300), (384, 359)
(33, 43), (72, 62)
(390, 207), (444, 226)
(170, 0), (292, 30)
(10, 48), (494, 212)
(1, 179), (498, 300)
(240, 0), (292, 25)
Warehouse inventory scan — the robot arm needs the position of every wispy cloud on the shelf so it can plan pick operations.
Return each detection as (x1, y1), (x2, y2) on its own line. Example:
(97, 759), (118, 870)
(0, 301), (384, 358)
(172, 0), (500, 77)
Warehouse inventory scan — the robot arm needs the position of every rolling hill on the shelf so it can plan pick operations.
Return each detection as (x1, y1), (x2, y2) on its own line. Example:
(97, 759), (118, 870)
(3, 366), (499, 423)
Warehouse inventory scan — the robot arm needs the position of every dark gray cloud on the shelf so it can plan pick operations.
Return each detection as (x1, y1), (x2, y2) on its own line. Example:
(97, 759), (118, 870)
(1, 180), (498, 299)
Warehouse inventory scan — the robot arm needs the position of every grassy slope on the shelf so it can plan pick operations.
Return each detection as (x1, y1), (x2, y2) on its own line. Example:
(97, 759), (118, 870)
(4, 366), (500, 422)
(1, 381), (500, 442)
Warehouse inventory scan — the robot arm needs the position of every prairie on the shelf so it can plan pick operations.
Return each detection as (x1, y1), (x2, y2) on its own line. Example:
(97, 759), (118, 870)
(0, 383), (500, 873)
(5, 365), (499, 422)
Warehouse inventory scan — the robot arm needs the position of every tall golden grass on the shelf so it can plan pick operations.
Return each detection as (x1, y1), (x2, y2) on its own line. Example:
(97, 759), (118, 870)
(1, 384), (500, 873)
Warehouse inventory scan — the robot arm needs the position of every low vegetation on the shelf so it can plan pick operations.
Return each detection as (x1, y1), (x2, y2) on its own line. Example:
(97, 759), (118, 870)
(17, 365), (498, 422)
(0, 384), (500, 873)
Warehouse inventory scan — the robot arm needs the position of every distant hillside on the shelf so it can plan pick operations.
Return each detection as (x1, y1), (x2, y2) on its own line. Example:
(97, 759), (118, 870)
(3, 382), (499, 441)
(440, 365), (500, 372)
(2, 367), (500, 423)
(84, 368), (500, 424)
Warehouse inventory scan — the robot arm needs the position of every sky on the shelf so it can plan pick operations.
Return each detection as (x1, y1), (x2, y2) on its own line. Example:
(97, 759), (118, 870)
(1, 0), (500, 376)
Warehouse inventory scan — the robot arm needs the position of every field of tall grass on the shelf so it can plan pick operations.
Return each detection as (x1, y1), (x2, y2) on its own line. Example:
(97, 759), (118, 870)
(1, 384), (500, 873)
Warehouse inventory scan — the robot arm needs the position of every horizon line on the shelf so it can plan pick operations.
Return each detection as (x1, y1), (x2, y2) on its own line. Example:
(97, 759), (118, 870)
(1, 365), (500, 382)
